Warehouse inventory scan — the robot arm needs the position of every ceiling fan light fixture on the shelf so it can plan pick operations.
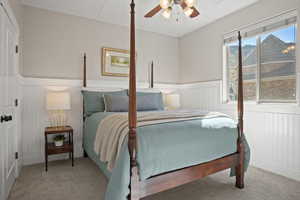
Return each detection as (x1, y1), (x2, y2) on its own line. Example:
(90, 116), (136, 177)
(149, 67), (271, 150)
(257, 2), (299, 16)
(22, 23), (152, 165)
(160, 0), (172, 9)
(185, 0), (195, 7)
(184, 7), (193, 17)
(162, 7), (172, 19)
(145, 0), (199, 19)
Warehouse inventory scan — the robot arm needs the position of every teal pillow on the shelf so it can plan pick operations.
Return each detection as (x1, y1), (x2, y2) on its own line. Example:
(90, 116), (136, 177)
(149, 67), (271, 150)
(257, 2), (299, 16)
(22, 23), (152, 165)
(103, 94), (129, 112)
(136, 92), (164, 111)
(102, 92), (165, 112)
(82, 90), (127, 116)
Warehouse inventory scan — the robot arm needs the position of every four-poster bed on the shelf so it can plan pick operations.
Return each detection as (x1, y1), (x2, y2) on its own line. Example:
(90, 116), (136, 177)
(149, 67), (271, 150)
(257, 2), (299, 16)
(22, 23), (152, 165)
(127, 1), (244, 199)
(81, 1), (247, 200)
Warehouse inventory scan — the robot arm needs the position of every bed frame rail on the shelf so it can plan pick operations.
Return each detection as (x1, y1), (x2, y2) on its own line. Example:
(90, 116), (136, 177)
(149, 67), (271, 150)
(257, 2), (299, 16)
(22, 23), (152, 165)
(139, 153), (239, 198)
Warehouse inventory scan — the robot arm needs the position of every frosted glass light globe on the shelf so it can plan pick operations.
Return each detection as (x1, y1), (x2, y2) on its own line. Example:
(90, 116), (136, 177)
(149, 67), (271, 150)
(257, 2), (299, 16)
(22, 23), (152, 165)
(184, 7), (193, 16)
(162, 7), (172, 19)
(185, 0), (195, 7)
(160, 0), (171, 9)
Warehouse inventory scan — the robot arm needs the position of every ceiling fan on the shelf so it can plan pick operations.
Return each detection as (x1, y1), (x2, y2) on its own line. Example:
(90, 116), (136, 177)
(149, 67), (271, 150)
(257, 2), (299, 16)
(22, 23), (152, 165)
(145, 0), (200, 19)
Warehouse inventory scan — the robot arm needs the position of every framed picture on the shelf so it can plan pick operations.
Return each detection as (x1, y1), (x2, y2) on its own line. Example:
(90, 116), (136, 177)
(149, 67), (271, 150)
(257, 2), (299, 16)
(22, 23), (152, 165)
(101, 47), (131, 77)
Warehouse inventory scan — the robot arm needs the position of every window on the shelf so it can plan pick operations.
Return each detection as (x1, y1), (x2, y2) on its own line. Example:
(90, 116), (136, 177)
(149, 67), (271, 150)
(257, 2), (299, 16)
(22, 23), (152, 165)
(224, 14), (297, 103)
(260, 26), (296, 101)
(226, 38), (257, 101)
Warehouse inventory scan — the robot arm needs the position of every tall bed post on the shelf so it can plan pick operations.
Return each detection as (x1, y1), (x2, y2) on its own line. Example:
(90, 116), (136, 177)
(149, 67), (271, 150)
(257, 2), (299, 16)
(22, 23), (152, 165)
(128, 0), (140, 199)
(236, 31), (245, 189)
(83, 53), (88, 157)
(83, 53), (87, 88)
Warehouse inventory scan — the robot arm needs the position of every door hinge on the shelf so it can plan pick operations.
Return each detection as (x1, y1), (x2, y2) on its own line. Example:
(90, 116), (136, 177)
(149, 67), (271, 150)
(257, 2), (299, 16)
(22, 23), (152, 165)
(15, 152), (18, 159)
(15, 45), (19, 54)
(15, 99), (18, 107)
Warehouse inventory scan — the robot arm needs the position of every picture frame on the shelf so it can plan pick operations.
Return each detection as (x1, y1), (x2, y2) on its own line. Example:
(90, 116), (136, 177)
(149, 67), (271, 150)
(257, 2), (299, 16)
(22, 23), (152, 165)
(101, 47), (132, 77)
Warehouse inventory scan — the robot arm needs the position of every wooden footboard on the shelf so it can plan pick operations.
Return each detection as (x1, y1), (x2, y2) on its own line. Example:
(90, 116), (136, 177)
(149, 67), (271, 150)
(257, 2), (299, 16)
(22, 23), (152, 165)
(138, 153), (239, 198)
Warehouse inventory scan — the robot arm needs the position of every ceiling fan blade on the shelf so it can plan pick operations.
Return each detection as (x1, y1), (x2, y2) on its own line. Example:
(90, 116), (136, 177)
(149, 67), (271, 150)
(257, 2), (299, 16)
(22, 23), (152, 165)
(145, 5), (162, 18)
(190, 7), (200, 18)
(180, 1), (188, 9)
(180, 1), (200, 18)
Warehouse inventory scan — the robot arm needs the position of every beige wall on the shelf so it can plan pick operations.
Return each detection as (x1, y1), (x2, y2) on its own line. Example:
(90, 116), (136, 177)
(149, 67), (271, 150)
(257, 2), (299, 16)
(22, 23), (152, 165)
(14, 0), (300, 84)
(22, 6), (179, 83)
(179, 0), (300, 83)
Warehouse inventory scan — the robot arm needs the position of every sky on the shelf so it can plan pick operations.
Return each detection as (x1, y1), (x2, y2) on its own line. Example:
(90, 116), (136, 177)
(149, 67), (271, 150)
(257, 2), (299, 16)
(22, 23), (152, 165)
(230, 25), (296, 46)
(261, 25), (296, 42)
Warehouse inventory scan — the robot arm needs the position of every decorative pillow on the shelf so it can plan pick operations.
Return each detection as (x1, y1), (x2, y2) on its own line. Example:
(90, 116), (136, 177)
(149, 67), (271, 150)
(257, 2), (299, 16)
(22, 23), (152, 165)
(81, 90), (127, 116)
(103, 91), (165, 112)
(103, 94), (129, 112)
(136, 92), (164, 111)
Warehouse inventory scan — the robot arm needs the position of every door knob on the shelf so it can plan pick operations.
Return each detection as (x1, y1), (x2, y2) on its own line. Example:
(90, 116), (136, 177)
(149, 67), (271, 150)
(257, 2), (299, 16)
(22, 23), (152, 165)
(7, 115), (12, 121)
(0, 115), (12, 123)
(0, 115), (5, 123)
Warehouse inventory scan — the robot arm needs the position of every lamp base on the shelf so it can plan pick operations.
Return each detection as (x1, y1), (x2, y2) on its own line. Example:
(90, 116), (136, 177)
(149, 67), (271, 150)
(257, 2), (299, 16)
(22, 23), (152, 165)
(48, 110), (68, 127)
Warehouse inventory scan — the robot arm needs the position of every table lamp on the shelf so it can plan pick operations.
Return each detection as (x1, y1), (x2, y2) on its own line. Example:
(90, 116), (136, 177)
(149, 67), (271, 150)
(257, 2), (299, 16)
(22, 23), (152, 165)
(165, 93), (180, 110)
(46, 91), (71, 127)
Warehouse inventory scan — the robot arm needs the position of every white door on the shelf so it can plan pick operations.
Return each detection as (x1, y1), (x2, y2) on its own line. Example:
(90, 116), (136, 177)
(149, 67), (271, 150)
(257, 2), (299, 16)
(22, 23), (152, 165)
(0, 6), (5, 200)
(0, 4), (18, 200)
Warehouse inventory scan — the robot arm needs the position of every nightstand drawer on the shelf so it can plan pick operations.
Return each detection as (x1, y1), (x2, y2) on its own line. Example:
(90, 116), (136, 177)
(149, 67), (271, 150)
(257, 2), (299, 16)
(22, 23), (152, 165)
(47, 142), (73, 155)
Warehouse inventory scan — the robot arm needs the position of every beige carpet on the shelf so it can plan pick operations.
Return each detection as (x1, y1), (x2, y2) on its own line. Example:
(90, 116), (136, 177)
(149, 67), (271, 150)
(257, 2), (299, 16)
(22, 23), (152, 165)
(8, 158), (300, 200)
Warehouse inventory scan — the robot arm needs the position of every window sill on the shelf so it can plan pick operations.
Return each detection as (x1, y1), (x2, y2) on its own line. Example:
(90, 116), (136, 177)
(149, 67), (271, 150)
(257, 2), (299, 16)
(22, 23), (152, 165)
(224, 100), (297, 105)
(220, 100), (300, 115)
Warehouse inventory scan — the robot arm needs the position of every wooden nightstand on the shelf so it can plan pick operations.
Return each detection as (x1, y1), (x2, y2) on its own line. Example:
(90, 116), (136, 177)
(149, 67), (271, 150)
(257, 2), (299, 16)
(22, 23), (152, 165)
(44, 126), (74, 171)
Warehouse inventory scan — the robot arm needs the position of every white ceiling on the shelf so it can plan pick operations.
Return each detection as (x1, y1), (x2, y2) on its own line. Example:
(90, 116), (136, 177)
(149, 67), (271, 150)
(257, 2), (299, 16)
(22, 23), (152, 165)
(21, 0), (259, 37)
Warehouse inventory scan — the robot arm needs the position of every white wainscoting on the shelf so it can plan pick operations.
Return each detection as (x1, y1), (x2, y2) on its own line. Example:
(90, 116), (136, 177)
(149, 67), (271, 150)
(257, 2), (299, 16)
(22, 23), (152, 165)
(22, 83), (83, 165)
(21, 77), (300, 182)
(179, 80), (300, 182)
(21, 77), (179, 165)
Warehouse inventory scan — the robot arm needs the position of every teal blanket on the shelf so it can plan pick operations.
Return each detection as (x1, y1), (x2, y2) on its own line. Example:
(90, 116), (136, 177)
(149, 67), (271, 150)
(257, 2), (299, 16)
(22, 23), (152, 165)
(84, 112), (250, 200)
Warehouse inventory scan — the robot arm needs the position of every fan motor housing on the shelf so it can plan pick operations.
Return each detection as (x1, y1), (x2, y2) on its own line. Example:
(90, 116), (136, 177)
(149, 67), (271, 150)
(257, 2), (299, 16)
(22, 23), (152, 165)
(174, 0), (182, 4)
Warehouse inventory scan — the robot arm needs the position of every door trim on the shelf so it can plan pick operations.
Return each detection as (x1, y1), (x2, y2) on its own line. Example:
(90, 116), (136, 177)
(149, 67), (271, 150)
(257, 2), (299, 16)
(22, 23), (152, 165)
(0, 0), (19, 34)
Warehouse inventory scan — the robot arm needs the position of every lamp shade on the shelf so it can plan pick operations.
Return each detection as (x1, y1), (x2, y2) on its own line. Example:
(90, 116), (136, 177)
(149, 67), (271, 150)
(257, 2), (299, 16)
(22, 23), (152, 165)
(46, 92), (71, 110)
(165, 94), (180, 109)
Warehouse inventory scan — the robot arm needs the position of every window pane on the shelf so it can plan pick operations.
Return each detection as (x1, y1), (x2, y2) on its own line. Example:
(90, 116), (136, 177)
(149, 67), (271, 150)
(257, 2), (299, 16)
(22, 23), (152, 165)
(260, 25), (296, 100)
(227, 37), (257, 101)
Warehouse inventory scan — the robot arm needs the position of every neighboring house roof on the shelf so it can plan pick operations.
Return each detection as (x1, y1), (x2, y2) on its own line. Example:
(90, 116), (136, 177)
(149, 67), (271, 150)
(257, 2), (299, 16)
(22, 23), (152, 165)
(241, 34), (296, 80)
(243, 34), (295, 65)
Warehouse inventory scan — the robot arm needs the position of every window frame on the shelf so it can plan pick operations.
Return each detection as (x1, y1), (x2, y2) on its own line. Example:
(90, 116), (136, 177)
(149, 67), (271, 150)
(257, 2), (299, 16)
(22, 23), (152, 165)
(223, 21), (298, 104)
